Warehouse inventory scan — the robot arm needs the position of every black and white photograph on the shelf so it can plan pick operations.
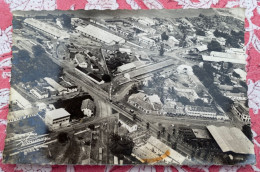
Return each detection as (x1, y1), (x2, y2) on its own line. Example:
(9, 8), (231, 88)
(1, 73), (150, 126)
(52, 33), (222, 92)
(3, 8), (255, 165)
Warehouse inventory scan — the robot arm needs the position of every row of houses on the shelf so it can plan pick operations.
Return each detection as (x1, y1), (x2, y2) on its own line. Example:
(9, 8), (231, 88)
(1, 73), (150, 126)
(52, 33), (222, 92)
(27, 77), (78, 100)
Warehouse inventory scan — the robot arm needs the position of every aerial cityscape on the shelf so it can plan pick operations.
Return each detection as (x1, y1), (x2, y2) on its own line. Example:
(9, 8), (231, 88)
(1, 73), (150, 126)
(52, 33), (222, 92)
(3, 9), (255, 165)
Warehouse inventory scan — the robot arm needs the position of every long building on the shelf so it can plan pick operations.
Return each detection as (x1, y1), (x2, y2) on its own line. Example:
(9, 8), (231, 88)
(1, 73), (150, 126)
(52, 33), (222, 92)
(132, 136), (188, 165)
(24, 18), (70, 39)
(207, 125), (254, 155)
(126, 59), (175, 79)
(76, 25), (125, 45)
(202, 51), (246, 64)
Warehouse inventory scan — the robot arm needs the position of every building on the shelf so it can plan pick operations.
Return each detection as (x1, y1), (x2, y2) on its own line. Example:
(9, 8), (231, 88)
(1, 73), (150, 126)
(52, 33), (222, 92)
(24, 18), (70, 39)
(202, 51), (246, 64)
(233, 68), (246, 81)
(81, 99), (95, 117)
(231, 102), (250, 123)
(132, 22), (156, 34)
(10, 88), (32, 109)
(128, 93), (162, 114)
(138, 17), (155, 26)
(75, 66), (105, 85)
(119, 48), (132, 55)
(125, 59), (175, 79)
(117, 61), (144, 73)
(132, 136), (188, 165)
(224, 92), (247, 101)
(75, 53), (88, 68)
(207, 125), (254, 155)
(185, 105), (217, 118)
(138, 36), (155, 46)
(118, 113), (137, 133)
(45, 108), (70, 130)
(44, 77), (67, 94)
(30, 87), (49, 99)
(76, 25), (125, 45)
(195, 45), (208, 52)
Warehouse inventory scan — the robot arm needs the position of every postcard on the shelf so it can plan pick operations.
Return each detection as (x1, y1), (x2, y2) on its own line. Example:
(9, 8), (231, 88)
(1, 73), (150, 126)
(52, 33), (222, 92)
(3, 8), (255, 165)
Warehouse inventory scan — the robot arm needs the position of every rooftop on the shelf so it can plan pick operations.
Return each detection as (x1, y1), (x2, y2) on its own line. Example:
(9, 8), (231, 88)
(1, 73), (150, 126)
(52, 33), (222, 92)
(46, 108), (70, 120)
(127, 59), (175, 78)
(44, 77), (66, 92)
(207, 125), (254, 154)
(76, 25), (125, 44)
(119, 113), (136, 127)
(24, 18), (70, 38)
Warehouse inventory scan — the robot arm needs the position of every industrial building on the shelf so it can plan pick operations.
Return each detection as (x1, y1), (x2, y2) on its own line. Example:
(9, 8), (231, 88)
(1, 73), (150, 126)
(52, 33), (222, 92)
(24, 18), (70, 39)
(45, 108), (71, 130)
(118, 113), (137, 133)
(125, 59), (175, 79)
(231, 102), (250, 123)
(81, 99), (95, 117)
(132, 136), (188, 165)
(76, 25), (125, 45)
(207, 125), (254, 155)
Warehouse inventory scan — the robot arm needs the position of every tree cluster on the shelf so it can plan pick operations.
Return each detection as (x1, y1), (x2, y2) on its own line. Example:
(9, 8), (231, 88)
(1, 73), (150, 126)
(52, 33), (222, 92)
(192, 65), (233, 111)
(12, 46), (62, 83)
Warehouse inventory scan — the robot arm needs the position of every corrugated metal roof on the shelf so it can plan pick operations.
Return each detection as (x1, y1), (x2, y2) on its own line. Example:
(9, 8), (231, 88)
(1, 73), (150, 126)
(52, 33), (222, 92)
(207, 125), (254, 154)
(76, 25), (125, 44)
(24, 18), (70, 38)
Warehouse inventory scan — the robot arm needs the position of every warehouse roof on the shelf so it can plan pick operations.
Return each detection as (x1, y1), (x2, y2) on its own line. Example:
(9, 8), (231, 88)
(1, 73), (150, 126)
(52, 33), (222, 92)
(46, 108), (70, 120)
(76, 25), (125, 45)
(127, 59), (175, 78)
(24, 18), (70, 38)
(207, 125), (254, 154)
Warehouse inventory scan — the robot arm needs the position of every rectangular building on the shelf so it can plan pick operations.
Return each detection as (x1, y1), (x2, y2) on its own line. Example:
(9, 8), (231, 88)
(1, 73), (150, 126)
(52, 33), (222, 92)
(76, 25), (125, 45)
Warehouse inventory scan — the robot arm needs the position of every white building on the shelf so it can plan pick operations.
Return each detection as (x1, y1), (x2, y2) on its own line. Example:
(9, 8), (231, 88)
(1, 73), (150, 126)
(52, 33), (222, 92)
(138, 36), (155, 46)
(76, 25), (125, 45)
(202, 51), (246, 64)
(231, 102), (250, 123)
(224, 92), (247, 101)
(45, 108), (70, 130)
(132, 136), (188, 164)
(75, 54), (88, 68)
(10, 88), (32, 109)
(24, 18), (70, 39)
(185, 105), (217, 118)
(81, 99), (95, 117)
(118, 113), (137, 133)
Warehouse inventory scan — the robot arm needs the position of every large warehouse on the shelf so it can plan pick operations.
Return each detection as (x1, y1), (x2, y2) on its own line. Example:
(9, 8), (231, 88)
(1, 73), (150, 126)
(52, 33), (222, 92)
(24, 18), (70, 39)
(76, 24), (125, 45)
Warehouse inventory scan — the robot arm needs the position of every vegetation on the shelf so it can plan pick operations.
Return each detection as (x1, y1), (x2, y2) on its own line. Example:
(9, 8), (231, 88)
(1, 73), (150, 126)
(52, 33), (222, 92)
(12, 46), (62, 83)
(207, 40), (222, 52)
(109, 133), (134, 158)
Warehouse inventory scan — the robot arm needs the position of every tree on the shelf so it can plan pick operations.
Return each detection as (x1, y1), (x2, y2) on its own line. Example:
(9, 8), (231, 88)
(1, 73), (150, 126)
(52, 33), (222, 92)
(159, 44), (165, 56)
(146, 122), (150, 130)
(57, 132), (69, 144)
(167, 133), (171, 141)
(32, 45), (45, 57)
(178, 96), (190, 105)
(157, 131), (161, 139)
(161, 32), (169, 41)
(102, 74), (111, 82)
(162, 127), (166, 135)
(242, 125), (253, 141)
(61, 14), (72, 29)
(88, 124), (95, 130)
(109, 133), (135, 157)
(196, 29), (205, 36)
(118, 121), (122, 128)
(194, 99), (204, 106)
(207, 40), (222, 52)
(133, 114), (137, 121)
(232, 72), (240, 78)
